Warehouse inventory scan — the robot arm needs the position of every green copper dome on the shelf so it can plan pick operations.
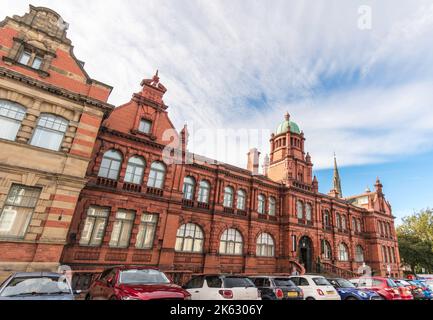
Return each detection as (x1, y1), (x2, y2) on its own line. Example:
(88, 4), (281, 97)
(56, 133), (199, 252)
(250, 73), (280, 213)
(276, 113), (301, 135)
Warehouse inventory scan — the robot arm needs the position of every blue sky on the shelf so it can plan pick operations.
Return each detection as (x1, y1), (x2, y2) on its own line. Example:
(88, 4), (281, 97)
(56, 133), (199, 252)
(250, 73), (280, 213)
(2, 1), (433, 221)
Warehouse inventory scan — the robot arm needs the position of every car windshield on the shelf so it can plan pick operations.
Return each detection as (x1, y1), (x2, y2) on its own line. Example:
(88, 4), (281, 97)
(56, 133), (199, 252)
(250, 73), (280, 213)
(273, 278), (296, 287)
(224, 277), (255, 288)
(336, 279), (356, 288)
(0, 276), (71, 297)
(312, 277), (331, 286)
(119, 269), (170, 285)
(387, 279), (398, 287)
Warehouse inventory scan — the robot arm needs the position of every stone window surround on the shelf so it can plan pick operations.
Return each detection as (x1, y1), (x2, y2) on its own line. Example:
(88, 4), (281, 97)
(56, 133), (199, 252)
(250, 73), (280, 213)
(2, 37), (57, 78)
(0, 88), (82, 154)
(0, 173), (51, 243)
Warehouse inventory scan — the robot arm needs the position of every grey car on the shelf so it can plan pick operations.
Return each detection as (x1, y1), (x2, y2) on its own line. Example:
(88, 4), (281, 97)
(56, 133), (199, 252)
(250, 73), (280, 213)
(0, 272), (76, 300)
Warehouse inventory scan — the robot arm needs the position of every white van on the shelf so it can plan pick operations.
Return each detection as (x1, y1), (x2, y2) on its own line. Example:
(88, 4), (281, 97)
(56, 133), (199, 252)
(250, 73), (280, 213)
(183, 275), (261, 300)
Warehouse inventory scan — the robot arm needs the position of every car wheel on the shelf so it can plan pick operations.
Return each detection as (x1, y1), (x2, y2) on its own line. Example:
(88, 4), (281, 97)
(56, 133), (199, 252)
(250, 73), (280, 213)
(306, 297), (315, 300)
(85, 294), (92, 300)
(345, 296), (357, 300)
(110, 296), (118, 300)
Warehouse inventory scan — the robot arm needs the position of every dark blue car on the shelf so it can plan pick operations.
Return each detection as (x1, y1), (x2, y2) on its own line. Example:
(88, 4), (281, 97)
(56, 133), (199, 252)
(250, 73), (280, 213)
(327, 278), (383, 300)
(0, 272), (77, 300)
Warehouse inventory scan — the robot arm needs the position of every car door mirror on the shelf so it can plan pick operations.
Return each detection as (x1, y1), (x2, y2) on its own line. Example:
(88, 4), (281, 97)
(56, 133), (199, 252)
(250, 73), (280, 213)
(73, 289), (82, 295)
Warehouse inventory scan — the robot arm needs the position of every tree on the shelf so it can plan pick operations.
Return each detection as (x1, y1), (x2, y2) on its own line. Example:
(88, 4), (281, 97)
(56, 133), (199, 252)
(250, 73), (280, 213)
(397, 209), (433, 273)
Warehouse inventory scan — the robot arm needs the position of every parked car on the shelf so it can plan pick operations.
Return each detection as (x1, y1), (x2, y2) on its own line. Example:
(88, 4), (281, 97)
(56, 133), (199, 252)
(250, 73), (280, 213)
(289, 275), (340, 300)
(0, 272), (76, 300)
(349, 277), (401, 300)
(86, 266), (191, 300)
(249, 276), (303, 300)
(183, 275), (261, 300)
(407, 279), (433, 300)
(327, 277), (383, 300)
(393, 279), (417, 300)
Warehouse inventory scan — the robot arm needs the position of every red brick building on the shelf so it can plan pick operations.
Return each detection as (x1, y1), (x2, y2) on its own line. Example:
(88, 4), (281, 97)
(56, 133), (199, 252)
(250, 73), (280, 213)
(61, 72), (401, 286)
(0, 6), (113, 281)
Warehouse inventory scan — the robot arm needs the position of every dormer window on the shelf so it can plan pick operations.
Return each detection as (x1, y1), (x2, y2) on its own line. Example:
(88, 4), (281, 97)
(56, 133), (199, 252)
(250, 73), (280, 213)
(3, 37), (54, 78)
(32, 56), (43, 69)
(18, 51), (31, 65)
(139, 119), (152, 134)
(18, 49), (44, 70)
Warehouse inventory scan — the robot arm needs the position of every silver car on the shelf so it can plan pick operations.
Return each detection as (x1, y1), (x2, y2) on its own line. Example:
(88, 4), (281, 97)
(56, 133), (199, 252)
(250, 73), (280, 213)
(0, 272), (77, 300)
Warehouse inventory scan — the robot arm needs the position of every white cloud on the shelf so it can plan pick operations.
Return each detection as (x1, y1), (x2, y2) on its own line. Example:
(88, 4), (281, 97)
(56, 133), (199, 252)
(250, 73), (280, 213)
(2, 0), (433, 170)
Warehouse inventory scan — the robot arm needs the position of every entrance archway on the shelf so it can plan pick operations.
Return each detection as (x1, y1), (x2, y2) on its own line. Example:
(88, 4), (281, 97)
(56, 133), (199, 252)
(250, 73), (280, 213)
(298, 236), (313, 273)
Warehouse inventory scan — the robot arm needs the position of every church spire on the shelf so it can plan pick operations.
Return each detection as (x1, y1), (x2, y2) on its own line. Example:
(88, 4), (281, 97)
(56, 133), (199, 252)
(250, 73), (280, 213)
(333, 153), (343, 198)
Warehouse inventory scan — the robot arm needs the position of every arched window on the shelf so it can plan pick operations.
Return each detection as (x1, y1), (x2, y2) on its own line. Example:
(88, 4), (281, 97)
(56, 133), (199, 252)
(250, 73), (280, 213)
(0, 100), (26, 141)
(336, 214), (341, 229)
(321, 240), (332, 260)
(219, 228), (243, 255)
(323, 210), (330, 227)
(147, 162), (166, 189)
(268, 197), (276, 216)
(223, 186), (234, 208)
(341, 215), (347, 230)
(357, 219), (362, 233)
(175, 223), (204, 253)
(256, 233), (275, 257)
(352, 217), (357, 231)
(296, 201), (303, 219)
(124, 156), (145, 184)
(197, 180), (210, 203)
(236, 190), (246, 210)
(182, 176), (196, 200)
(98, 150), (122, 180)
(30, 113), (68, 151)
(305, 203), (312, 221)
(258, 194), (266, 214)
(355, 245), (364, 262)
(338, 243), (349, 261)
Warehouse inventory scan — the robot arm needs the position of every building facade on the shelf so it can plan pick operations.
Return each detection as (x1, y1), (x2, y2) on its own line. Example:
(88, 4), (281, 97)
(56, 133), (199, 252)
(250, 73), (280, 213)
(0, 6), (401, 286)
(61, 73), (401, 287)
(0, 6), (113, 281)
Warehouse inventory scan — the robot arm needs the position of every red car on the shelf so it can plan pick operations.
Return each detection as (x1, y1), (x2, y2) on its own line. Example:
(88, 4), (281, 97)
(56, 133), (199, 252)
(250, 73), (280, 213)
(349, 277), (401, 300)
(85, 266), (191, 300)
(392, 279), (414, 300)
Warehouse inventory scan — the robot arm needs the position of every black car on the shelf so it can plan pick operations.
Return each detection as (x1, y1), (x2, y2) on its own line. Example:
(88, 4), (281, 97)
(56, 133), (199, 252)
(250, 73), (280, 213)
(0, 272), (77, 300)
(249, 276), (303, 300)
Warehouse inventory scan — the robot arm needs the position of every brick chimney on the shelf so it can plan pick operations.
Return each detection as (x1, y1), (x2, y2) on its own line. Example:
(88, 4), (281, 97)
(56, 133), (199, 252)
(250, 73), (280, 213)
(262, 154), (270, 176)
(247, 148), (260, 175)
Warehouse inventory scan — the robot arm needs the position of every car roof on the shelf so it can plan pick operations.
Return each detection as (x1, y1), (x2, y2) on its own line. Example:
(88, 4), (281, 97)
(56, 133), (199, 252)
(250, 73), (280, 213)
(191, 274), (249, 278)
(108, 266), (160, 271)
(291, 274), (325, 278)
(11, 272), (63, 278)
(248, 275), (290, 279)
